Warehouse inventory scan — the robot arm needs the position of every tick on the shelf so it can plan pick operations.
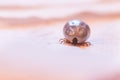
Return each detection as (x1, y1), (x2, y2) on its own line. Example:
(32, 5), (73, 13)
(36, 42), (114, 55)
(60, 20), (91, 47)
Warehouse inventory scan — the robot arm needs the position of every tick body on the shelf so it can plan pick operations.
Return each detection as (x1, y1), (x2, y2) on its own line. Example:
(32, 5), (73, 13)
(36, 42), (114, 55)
(63, 20), (90, 45)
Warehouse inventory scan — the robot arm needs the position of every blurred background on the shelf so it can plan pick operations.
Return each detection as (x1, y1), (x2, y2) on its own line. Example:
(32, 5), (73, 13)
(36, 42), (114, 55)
(0, 0), (120, 80)
(0, 0), (119, 28)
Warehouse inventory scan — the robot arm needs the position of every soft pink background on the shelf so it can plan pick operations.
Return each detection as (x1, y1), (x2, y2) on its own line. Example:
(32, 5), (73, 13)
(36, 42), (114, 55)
(0, 0), (120, 80)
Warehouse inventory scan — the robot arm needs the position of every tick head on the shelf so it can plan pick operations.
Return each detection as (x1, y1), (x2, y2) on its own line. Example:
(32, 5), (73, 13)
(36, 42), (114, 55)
(72, 37), (78, 45)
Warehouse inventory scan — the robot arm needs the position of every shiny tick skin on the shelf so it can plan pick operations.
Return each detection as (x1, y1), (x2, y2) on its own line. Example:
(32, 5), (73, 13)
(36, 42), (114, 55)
(63, 20), (90, 45)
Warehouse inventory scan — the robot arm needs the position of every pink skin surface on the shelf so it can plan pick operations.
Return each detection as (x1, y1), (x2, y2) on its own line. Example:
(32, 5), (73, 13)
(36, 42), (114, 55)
(0, 0), (120, 80)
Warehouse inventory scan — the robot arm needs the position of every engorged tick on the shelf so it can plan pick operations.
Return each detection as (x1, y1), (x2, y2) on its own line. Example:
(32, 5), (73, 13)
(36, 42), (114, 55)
(60, 20), (91, 46)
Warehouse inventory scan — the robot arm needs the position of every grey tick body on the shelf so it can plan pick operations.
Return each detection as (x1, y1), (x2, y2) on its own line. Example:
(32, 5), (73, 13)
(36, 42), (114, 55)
(63, 20), (90, 45)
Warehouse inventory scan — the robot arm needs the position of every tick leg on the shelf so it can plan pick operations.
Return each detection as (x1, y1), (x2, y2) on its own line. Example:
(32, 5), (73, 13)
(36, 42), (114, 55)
(59, 38), (71, 44)
(59, 38), (67, 44)
(80, 42), (91, 47)
(59, 38), (65, 44)
(59, 38), (91, 47)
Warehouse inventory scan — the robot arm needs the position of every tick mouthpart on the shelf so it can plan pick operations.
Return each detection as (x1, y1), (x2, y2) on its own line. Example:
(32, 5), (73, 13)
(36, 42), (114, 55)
(72, 37), (78, 45)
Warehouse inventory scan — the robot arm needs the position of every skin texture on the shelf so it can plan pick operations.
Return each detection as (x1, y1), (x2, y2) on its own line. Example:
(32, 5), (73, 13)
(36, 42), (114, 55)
(0, 0), (120, 80)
